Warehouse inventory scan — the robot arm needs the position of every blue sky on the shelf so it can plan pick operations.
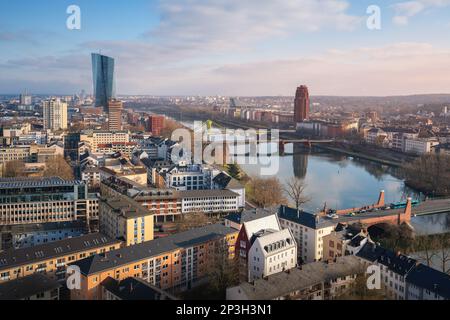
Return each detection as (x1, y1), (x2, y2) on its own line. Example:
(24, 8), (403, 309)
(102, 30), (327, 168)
(1, 0), (450, 96)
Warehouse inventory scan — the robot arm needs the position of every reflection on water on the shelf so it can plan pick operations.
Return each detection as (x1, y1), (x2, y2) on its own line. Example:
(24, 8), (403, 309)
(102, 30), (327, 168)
(240, 143), (419, 212)
(412, 212), (450, 235)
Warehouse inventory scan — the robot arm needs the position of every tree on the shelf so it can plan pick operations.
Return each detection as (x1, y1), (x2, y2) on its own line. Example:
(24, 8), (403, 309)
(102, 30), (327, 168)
(411, 235), (439, 268)
(246, 177), (286, 208)
(43, 155), (74, 180)
(2, 160), (26, 178)
(337, 274), (387, 300)
(206, 239), (239, 299)
(283, 177), (310, 210)
(225, 163), (242, 180)
(174, 212), (218, 232)
(403, 154), (450, 196)
(435, 233), (450, 274)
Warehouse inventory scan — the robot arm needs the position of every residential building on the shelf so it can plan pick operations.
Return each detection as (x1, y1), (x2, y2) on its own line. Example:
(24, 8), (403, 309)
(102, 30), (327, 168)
(159, 163), (213, 191)
(0, 233), (122, 283)
(356, 242), (417, 300)
(406, 263), (450, 300)
(101, 277), (177, 300)
(70, 223), (238, 300)
(226, 255), (364, 300)
(278, 206), (336, 263)
(322, 224), (371, 260)
(0, 273), (61, 300)
(43, 98), (68, 131)
(248, 228), (297, 281)
(80, 130), (130, 151)
(99, 197), (154, 246)
(0, 220), (86, 250)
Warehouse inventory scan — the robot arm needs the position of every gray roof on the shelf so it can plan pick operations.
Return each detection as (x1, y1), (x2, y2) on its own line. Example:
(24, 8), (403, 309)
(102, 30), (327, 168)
(225, 207), (276, 225)
(101, 277), (177, 300)
(72, 223), (237, 276)
(232, 255), (364, 300)
(406, 264), (450, 299)
(178, 189), (239, 199)
(356, 242), (417, 276)
(101, 196), (152, 219)
(0, 233), (120, 271)
(0, 177), (84, 189)
(0, 273), (61, 300)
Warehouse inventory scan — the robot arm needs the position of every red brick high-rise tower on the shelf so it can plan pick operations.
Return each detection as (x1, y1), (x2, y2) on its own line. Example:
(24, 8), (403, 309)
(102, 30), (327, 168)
(294, 85), (310, 123)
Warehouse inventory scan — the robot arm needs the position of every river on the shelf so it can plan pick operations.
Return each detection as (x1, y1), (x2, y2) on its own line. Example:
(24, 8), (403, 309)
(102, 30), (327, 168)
(178, 119), (450, 235)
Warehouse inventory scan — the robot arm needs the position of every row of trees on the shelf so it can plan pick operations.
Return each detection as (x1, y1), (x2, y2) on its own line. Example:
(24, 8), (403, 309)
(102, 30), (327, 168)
(403, 154), (450, 196)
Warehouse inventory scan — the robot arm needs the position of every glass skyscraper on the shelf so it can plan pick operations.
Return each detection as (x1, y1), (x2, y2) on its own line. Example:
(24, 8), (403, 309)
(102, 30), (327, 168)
(91, 53), (116, 112)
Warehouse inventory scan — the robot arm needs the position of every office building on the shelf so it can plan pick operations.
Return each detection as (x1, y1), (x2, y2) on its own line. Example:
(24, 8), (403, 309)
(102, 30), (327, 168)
(107, 99), (123, 131)
(43, 98), (68, 131)
(0, 177), (98, 227)
(294, 85), (310, 123)
(91, 53), (116, 112)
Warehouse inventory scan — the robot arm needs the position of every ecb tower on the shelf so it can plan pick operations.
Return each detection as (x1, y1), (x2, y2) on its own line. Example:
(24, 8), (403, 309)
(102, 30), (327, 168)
(92, 53), (116, 112)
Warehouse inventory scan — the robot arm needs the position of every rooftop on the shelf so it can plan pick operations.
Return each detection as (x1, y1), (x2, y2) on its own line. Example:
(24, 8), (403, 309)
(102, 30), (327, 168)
(231, 255), (364, 300)
(0, 273), (61, 300)
(101, 277), (177, 300)
(0, 233), (120, 271)
(406, 263), (450, 299)
(0, 177), (84, 189)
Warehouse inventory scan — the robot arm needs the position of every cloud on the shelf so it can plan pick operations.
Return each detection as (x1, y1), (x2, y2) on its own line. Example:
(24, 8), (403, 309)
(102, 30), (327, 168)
(145, 0), (362, 53)
(391, 0), (450, 25)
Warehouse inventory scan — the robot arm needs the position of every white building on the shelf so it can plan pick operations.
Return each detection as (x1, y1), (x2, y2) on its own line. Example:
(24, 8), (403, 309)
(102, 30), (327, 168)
(164, 163), (213, 191)
(278, 206), (335, 263)
(247, 228), (297, 281)
(43, 98), (68, 131)
(404, 138), (439, 155)
(180, 189), (239, 214)
(80, 131), (130, 151)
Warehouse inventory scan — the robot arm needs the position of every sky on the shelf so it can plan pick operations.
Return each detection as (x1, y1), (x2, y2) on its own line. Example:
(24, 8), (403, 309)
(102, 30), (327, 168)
(1, 0), (450, 96)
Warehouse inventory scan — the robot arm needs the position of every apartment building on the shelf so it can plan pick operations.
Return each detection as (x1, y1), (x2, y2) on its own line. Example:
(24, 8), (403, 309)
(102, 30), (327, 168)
(247, 228), (297, 281)
(0, 273), (61, 300)
(0, 146), (31, 163)
(43, 98), (68, 131)
(101, 276), (177, 300)
(160, 163), (213, 191)
(99, 197), (154, 246)
(0, 177), (99, 227)
(0, 233), (122, 283)
(80, 130), (130, 151)
(356, 242), (417, 300)
(278, 206), (336, 263)
(227, 255), (364, 300)
(322, 224), (371, 260)
(70, 223), (238, 300)
(96, 142), (138, 157)
(406, 263), (450, 300)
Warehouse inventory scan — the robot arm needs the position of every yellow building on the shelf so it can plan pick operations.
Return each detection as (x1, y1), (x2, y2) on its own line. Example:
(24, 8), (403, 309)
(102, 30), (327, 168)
(99, 196), (154, 246)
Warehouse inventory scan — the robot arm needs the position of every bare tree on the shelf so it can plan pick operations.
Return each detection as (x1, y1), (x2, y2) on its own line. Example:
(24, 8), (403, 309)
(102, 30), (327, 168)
(283, 177), (311, 210)
(43, 155), (74, 180)
(246, 177), (286, 208)
(412, 236), (438, 268)
(2, 160), (26, 178)
(435, 233), (450, 274)
(174, 212), (219, 232)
